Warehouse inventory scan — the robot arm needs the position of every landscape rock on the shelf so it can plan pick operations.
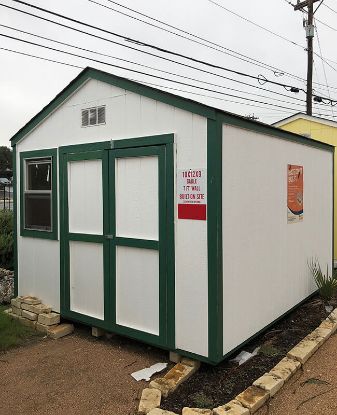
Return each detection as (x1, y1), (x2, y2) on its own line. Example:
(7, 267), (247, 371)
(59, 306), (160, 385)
(36, 322), (58, 334)
(269, 356), (301, 381)
(21, 309), (38, 321)
(11, 297), (22, 309)
(21, 296), (41, 305)
(20, 318), (37, 329)
(149, 377), (176, 397)
(253, 373), (284, 397)
(287, 339), (319, 364)
(147, 409), (178, 415)
(236, 386), (269, 413)
(38, 312), (60, 326)
(182, 408), (212, 415)
(213, 400), (249, 415)
(12, 306), (22, 316)
(138, 388), (161, 414)
(163, 361), (200, 392)
(48, 323), (74, 339)
(21, 303), (51, 314)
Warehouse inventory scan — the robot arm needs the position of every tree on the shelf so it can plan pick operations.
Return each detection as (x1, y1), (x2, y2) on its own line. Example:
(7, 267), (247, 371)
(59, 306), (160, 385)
(0, 146), (13, 178)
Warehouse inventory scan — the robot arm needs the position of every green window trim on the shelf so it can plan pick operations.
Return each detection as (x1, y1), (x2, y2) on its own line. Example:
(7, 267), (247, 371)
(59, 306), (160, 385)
(20, 148), (58, 240)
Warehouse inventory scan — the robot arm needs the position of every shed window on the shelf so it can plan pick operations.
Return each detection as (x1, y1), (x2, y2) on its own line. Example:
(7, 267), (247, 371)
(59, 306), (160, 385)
(20, 149), (58, 239)
(81, 106), (105, 127)
(25, 158), (52, 231)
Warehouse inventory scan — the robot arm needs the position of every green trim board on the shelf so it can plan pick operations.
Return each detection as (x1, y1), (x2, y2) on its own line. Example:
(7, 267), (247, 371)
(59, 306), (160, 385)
(59, 137), (175, 350)
(19, 148), (58, 240)
(207, 116), (223, 363)
(58, 134), (174, 156)
(12, 145), (18, 297)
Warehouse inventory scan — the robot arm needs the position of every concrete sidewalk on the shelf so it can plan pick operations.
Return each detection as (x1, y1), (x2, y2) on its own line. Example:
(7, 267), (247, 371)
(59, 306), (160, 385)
(257, 332), (337, 415)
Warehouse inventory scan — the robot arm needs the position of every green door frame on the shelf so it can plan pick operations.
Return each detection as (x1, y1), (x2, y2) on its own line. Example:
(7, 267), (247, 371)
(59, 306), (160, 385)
(59, 134), (175, 349)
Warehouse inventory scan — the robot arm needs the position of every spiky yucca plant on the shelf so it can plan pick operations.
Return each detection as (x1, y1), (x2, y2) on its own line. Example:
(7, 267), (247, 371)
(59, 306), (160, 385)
(308, 258), (337, 303)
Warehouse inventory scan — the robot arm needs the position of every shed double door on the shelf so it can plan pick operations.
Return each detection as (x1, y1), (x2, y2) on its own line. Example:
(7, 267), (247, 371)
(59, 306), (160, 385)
(61, 144), (171, 347)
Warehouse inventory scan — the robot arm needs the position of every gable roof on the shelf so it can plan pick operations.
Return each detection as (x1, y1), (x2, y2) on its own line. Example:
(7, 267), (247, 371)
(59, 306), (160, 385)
(9, 67), (334, 152)
(273, 112), (337, 129)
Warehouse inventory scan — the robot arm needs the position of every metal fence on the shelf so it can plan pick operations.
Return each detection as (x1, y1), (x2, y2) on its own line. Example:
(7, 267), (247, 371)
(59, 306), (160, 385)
(0, 184), (13, 210)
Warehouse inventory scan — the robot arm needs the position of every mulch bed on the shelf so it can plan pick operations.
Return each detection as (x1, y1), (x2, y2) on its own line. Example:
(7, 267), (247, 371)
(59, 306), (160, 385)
(161, 295), (329, 413)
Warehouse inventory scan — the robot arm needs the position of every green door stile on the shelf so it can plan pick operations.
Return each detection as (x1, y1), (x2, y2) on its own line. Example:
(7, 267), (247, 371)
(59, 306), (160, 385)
(59, 135), (175, 350)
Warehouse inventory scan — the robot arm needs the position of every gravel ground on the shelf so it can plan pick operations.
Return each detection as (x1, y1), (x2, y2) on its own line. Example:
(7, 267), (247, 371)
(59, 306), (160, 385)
(0, 325), (168, 415)
(257, 331), (337, 415)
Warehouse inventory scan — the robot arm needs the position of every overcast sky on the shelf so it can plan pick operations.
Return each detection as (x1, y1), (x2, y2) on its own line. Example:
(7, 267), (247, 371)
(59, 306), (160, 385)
(1, 0), (337, 147)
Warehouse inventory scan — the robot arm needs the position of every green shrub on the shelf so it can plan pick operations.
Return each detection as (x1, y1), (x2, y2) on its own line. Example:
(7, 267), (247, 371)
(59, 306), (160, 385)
(308, 258), (337, 302)
(0, 210), (13, 270)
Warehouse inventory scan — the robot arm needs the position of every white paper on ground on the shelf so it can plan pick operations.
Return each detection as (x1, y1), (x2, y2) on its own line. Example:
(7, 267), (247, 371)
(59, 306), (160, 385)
(230, 347), (260, 366)
(131, 362), (168, 381)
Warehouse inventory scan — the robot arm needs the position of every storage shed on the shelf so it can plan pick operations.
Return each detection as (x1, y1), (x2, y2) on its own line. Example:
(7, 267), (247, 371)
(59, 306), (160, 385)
(11, 67), (333, 364)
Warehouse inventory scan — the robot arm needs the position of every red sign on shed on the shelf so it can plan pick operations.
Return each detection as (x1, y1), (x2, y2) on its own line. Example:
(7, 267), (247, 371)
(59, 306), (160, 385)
(177, 168), (207, 220)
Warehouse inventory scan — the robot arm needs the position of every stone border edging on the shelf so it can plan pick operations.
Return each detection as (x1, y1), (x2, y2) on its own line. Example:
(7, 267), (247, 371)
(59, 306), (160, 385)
(139, 308), (337, 415)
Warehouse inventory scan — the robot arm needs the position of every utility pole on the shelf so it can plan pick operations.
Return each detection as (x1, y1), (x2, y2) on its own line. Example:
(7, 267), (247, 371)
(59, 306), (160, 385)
(294, 0), (319, 116)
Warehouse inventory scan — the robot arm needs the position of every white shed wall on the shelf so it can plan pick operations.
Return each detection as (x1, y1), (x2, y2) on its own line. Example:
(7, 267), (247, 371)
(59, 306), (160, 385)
(16, 78), (208, 357)
(222, 125), (333, 355)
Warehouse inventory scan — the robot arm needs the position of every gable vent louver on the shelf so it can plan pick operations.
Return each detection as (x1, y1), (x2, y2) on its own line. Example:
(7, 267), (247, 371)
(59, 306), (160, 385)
(97, 106), (106, 124)
(81, 106), (105, 127)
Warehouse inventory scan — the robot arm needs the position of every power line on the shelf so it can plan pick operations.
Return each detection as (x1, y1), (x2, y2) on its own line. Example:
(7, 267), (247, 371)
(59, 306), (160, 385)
(314, 19), (335, 117)
(0, 32), (311, 113)
(7, 0), (308, 92)
(0, 23), (308, 105)
(0, 46), (302, 115)
(0, 3), (315, 100)
(207, 0), (306, 48)
(3, 1), (337, 106)
(322, 2), (337, 13)
(0, 45), (83, 69)
(89, 0), (304, 82)
(1, 45), (335, 119)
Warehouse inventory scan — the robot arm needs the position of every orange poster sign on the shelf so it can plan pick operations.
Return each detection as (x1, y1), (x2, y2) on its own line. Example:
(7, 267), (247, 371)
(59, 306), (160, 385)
(287, 164), (303, 223)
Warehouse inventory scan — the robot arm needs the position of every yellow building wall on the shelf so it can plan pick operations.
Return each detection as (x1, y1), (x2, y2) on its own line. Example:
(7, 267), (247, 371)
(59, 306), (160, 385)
(279, 118), (337, 259)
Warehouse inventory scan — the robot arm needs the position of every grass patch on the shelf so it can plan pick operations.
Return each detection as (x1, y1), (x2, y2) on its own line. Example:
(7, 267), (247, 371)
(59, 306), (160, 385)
(0, 306), (41, 352)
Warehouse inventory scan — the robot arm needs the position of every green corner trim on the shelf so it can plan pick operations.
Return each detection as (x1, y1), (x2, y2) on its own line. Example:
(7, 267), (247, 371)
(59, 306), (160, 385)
(19, 148), (58, 240)
(12, 145), (18, 296)
(207, 117), (223, 363)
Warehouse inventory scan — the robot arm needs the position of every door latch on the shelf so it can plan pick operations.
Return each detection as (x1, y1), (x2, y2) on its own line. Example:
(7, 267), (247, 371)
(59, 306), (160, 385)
(104, 234), (114, 239)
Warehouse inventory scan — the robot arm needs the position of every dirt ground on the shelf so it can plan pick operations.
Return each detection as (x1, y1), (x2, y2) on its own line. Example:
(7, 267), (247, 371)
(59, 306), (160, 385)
(0, 325), (168, 415)
(257, 331), (337, 415)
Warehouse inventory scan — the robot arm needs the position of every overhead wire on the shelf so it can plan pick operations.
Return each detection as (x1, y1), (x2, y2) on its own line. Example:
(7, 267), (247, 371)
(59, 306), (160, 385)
(2, 1), (336, 115)
(6, 0), (337, 99)
(4, 1), (310, 92)
(0, 32), (312, 113)
(0, 23), (308, 105)
(314, 19), (335, 116)
(89, 0), (304, 82)
(0, 46), (312, 115)
(0, 1), (319, 100)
